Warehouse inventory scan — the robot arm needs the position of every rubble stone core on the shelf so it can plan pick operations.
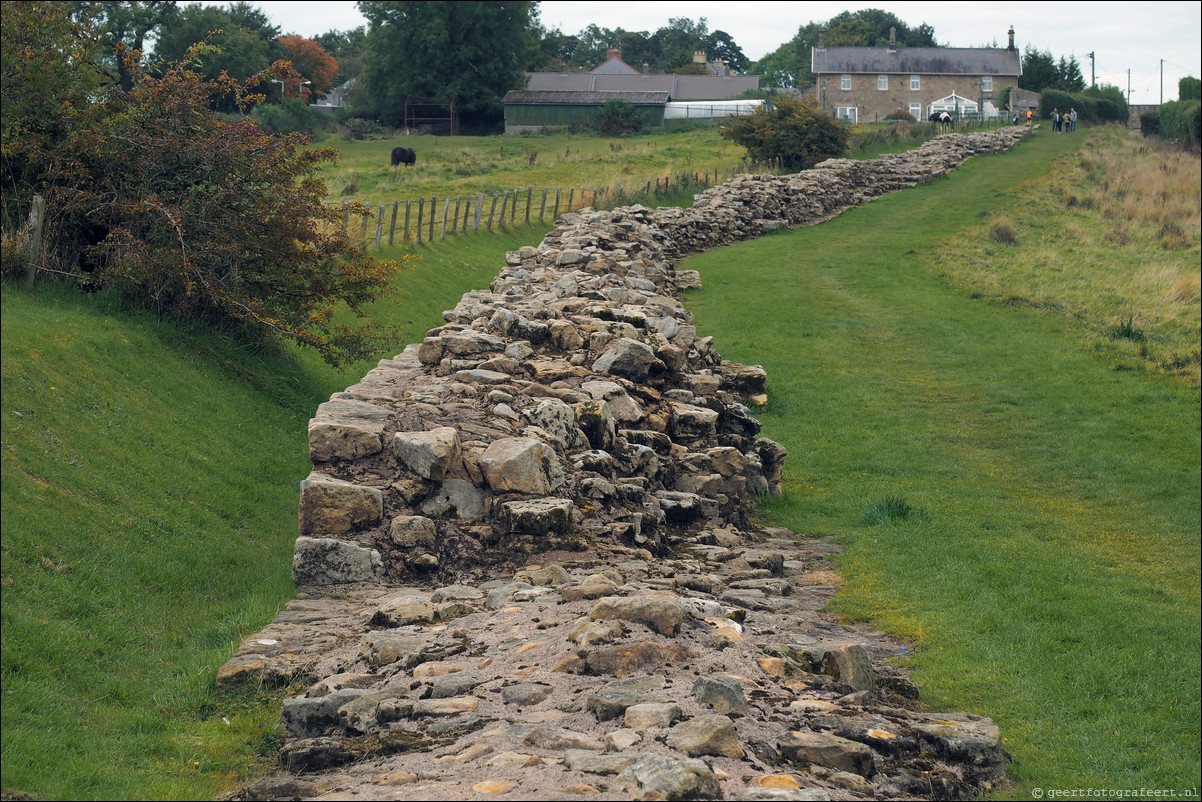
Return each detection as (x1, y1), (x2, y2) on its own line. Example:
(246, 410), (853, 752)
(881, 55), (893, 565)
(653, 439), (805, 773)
(223, 130), (1028, 801)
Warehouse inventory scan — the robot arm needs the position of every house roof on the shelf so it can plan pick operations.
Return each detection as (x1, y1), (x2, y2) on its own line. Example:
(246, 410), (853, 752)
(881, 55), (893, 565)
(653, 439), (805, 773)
(503, 90), (671, 106)
(813, 46), (1021, 76)
(591, 54), (641, 75)
(523, 72), (758, 101)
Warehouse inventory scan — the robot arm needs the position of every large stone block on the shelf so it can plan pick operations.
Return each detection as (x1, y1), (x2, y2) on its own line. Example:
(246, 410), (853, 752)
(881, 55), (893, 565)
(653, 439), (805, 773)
(308, 398), (390, 463)
(392, 427), (461, 480)
(480, 437), (563, 495)
(500, 497), (574, 536)
(292, 536), (383, 585)
(298, 473), (383, 534)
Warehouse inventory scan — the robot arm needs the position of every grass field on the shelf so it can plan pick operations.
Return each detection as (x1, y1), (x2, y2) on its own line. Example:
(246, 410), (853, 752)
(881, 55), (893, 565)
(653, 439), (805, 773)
(682, 126), (1200, 799)
(2, 123), (1198, 800)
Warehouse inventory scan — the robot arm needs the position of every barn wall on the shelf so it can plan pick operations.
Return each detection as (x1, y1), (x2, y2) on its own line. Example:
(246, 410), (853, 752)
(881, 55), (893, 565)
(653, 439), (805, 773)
(504, 103), (667, 135)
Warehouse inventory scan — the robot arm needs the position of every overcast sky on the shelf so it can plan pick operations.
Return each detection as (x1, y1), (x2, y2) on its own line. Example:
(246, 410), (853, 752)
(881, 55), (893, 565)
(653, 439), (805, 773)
(250, 1), (1200, 104)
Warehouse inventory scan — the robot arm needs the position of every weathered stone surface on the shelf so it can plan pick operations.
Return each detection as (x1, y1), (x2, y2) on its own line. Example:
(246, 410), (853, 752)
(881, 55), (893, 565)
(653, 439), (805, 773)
(500, 497), (574, 536)
(388, 515), (437, 548)
(624, 702), (683, 729)
(292, 537), (383, 585)
(589, 595), (683, 636)
(820, 643), (876, 693)
(693, 673), (752, 715)
(480, 437), (563, 495)
(667, 714), (745, 758)
(591, 337), (663, 381)
(308, 398), (390, 463)
(282, 689), (372, 738)
(613, 754), (722, 801)
(298, 473), (382, 535)
(777, 731), (875, 777)
(392, 427), (461, 480)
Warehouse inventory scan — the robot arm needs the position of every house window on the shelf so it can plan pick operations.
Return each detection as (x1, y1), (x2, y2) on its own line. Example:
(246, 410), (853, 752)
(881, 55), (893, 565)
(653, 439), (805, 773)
(910, 74), (921, 90)
(982, 76), (993, 92)
(840, 74), (851, 90)
(836, 106), (857, 124)
(909, 102), (922, 118)
(878, 74), (888, 91)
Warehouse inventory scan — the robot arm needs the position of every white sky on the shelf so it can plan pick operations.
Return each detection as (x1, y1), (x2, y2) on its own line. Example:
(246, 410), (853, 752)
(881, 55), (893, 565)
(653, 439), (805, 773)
(251, 1), (1200, 104)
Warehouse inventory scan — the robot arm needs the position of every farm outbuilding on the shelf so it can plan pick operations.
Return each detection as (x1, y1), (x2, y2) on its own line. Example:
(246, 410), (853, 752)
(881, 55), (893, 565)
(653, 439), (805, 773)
(502, 91), (669, 135)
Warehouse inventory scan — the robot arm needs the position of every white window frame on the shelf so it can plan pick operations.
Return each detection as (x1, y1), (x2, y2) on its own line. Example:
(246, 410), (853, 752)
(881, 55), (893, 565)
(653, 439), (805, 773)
(910, 74), (921, 91)
(878, 74), (888, 91)
(836, 106), (858, 124)
(840, 74), (851, 90)
(982, 76), (993, 92)
(909, 102), (922, 118)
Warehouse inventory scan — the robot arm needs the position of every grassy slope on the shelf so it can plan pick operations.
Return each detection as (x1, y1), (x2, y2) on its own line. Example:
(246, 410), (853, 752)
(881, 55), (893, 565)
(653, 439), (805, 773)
(0, 227), (539, 799)
(682, 128), (1200, 797)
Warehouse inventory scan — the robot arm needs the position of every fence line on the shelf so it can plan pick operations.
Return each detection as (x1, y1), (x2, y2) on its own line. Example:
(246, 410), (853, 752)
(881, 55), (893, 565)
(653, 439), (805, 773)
(344, 157), (783, 249)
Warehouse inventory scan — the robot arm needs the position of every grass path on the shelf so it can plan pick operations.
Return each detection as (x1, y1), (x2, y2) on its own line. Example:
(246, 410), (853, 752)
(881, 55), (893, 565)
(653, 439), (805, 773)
(682, 128), (1201, 797)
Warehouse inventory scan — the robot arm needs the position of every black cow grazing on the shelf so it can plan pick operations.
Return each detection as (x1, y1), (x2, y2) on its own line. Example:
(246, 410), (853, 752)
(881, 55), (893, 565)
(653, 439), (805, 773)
(390, 147), (417, 168)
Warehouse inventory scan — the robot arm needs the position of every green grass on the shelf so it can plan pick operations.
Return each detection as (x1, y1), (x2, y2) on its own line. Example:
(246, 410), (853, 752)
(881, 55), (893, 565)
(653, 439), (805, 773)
(681, 127), (1201, 798)
(0, 226), (543, 799)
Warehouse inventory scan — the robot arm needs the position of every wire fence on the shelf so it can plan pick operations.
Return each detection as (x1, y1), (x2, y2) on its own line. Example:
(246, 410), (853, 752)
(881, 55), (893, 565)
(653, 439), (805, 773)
(346, 158), (783, 249)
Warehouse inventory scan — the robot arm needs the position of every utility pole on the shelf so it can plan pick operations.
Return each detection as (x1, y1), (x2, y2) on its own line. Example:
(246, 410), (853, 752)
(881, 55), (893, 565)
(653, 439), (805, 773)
(1087, 51), (1095, 86)
(1127, 69), (1131, 104)
(1160, 59), (1164, 105)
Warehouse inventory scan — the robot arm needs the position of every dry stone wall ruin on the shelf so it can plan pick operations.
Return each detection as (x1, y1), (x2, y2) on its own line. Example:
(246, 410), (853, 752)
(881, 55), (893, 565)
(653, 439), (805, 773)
(223, 128), (1030, 801)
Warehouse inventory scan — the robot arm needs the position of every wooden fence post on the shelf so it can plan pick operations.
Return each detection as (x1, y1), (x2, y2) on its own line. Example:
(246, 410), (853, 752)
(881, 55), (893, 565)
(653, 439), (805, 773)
(464, 197), (472, 232)
(428, 196), (436, 241)
(499, 191), (509, 228)
(360, 210), (369, 248)
(525, 188), (532, 223)
(553, 188), (560, 220)
(511, 189), (518, 225)
(453, 196), (462, 234)
(388, 201), (399, 246)
(375, 204), (384, 249)
(567, 187), (575, 212)
(440, 198), (450, 241)
(416, 197), (424, 243)
(539, 189), (548, 221)
(472, 194), (483, 232)
(404, 200), (411, 242)
(23, 194), (46, 288)
(486, 193), (499, 230)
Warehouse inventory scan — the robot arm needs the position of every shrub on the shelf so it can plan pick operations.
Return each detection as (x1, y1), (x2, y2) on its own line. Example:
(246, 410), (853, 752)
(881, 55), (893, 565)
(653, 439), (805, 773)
(719, 96), (850, 171)
(4, 9), (408, 366)
(340, 116), (385, 140)
(989, 217), (1018, 245)
(593, 99), (644, 137)
(884, 110), (917, 123)
(252, 98), (326, 136)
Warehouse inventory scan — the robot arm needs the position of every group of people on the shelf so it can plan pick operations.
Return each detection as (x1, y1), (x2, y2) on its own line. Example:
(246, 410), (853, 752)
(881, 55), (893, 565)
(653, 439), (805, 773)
(1052, 107), (1077, 132)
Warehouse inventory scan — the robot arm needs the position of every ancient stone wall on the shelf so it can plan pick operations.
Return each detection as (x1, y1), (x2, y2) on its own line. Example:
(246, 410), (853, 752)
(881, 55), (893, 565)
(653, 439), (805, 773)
(223, 128), (1029, 801)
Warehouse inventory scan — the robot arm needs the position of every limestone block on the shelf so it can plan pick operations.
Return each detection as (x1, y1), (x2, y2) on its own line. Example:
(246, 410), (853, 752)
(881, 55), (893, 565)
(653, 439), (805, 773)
(820, 643), (876, 693)
(298, 473), (382, 534)
(501, 497), (574, 536)
(292, 536), (383, 585)
(589, 595), (683, 636)
(591, 337), (663, 382)
(666, 714), (744, 759)
(668, 401), (719, 441)
(440, 329), (505, 356)
(388, 515), (437, 548)
(308, 398), (390, 463)
(613, 754), (721, 800)
(574, 399), (616, 451)
(524, 399), (588, 450)
(392, 427), (461, 481)
(777, 731), (875, 778)
(480, 437), (563, 495)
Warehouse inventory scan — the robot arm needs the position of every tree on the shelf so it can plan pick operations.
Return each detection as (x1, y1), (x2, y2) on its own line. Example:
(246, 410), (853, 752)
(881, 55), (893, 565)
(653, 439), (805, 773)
(150, 3), (273, 110)
(357, 1), (540, 132)
(1020, 46), (1057, 92)
(593, 99), (644, 136)
(825, 9), (937, 47)
(316, 26), (367, 85)
(4, 4), (407, 366)
(277, 35), (338, 102)
(1056, 55), (1085, 92)
(1180, 76), (1201, 102)
(68, 0), (177, 90)
(719, 96), (850, 171)
(704, 30), (748, 73)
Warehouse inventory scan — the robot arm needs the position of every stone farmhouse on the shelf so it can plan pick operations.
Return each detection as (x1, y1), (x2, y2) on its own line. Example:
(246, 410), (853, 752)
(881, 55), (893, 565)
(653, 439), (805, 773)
(504, 49), (760, 134)
(808, 26), (1023, 124)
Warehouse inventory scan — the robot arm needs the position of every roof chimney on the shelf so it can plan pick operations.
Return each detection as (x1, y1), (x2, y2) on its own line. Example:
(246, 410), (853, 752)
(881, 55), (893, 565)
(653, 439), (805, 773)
(607, 48), (622, 61)
(693, 50), (707, 64)
(817, 28), (826, 50)
(889, 26), (896, 51)
(1008, 26), (1015, 51)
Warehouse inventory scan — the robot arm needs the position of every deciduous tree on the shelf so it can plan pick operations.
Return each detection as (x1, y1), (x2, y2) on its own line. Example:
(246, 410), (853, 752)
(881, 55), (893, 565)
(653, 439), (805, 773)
(357, 1), (540, 132)
(278, 35), (338, 101)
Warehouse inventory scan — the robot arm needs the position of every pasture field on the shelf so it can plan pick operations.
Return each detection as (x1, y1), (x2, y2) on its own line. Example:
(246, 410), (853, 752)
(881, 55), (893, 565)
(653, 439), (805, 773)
(318, 125), (753, 209)
(683, 126), (1200, 798)
(2, 122), (1198, 800)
